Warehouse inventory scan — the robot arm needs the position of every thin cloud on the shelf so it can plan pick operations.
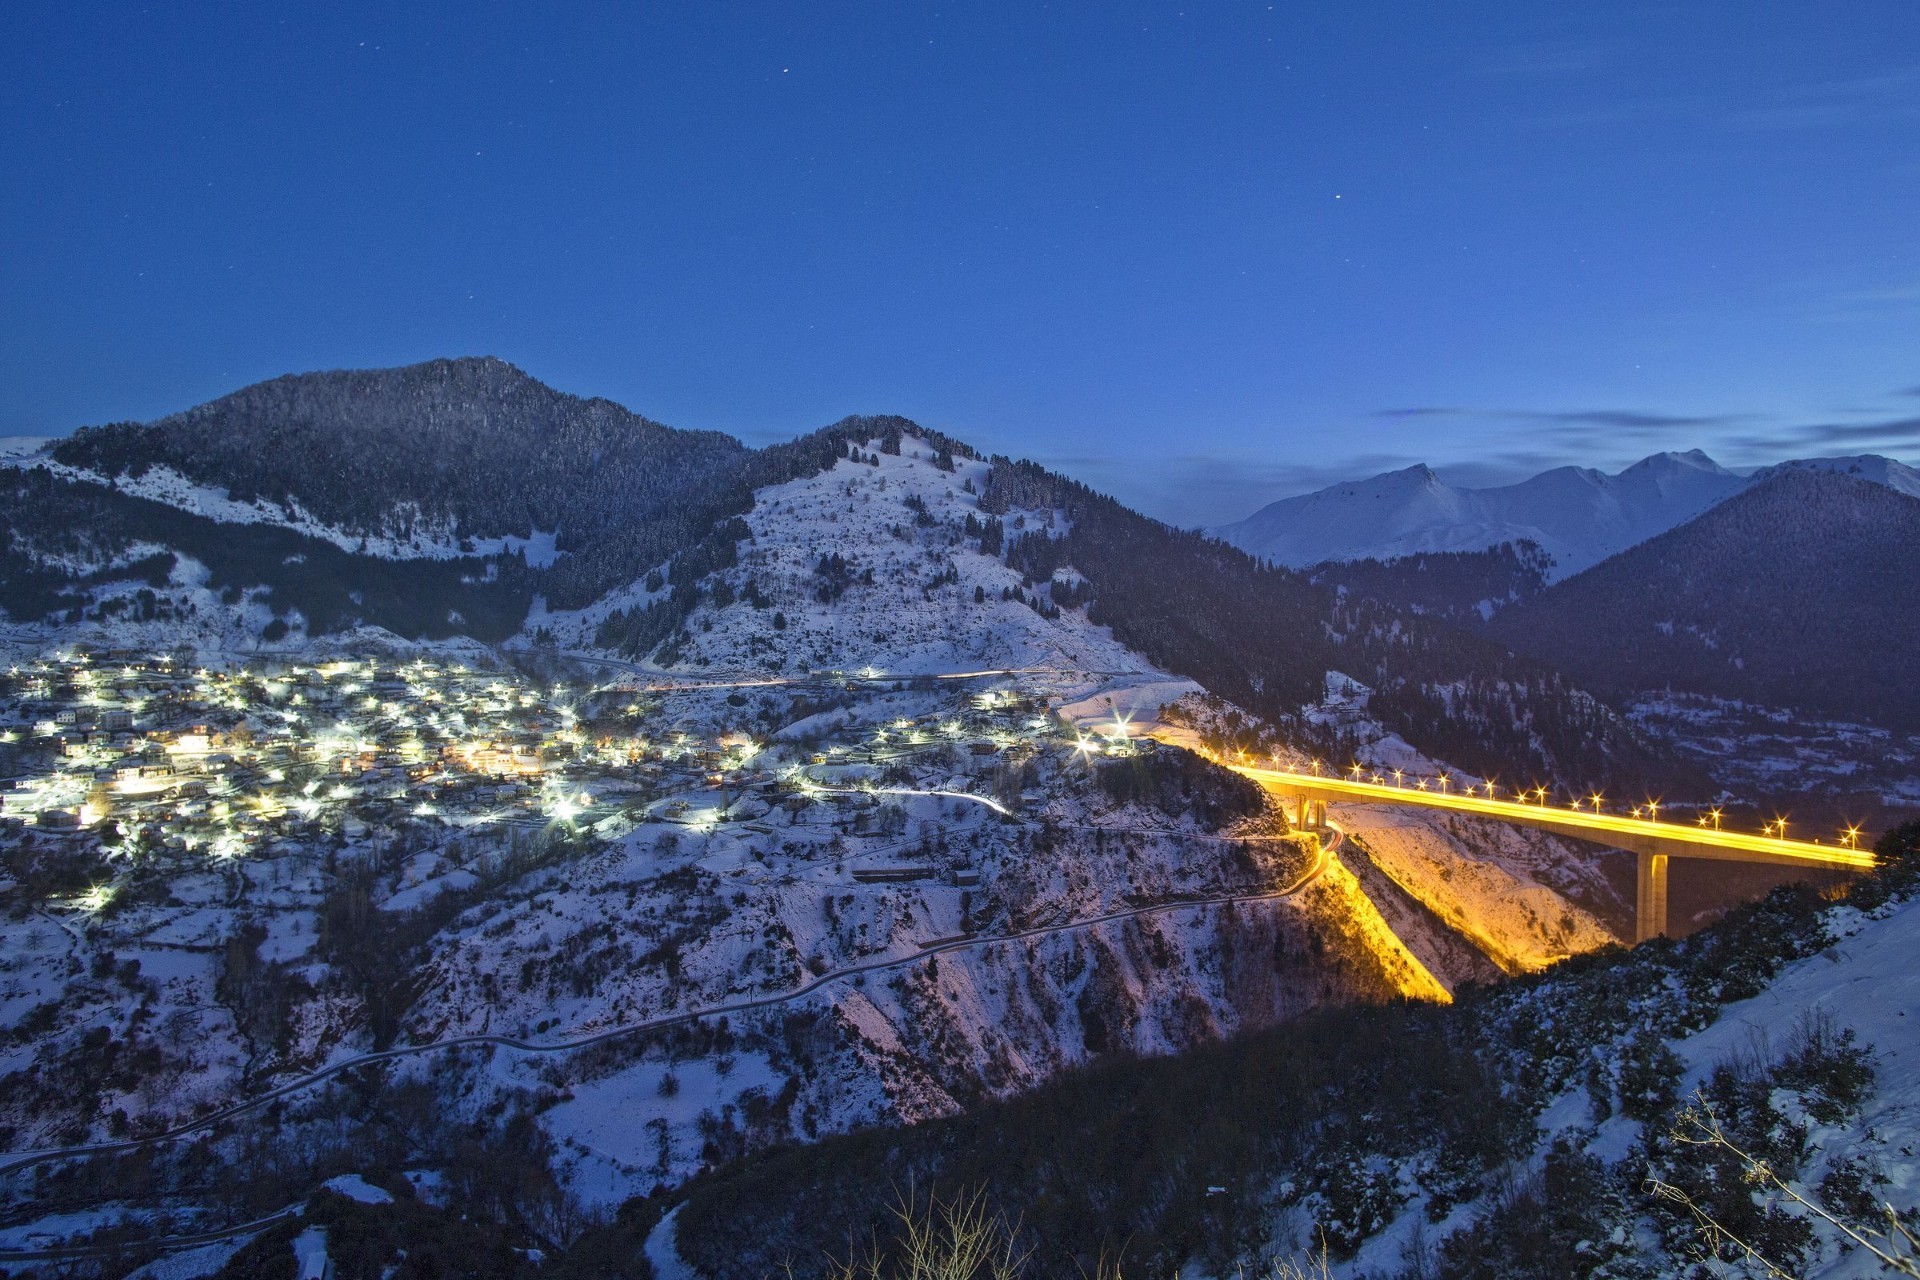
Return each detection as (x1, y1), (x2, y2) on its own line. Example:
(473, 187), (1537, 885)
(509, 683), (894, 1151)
(1827, 281), (1920, 309)
(1793, 416), (1920, 446)
(1729, 415), (1920, 454)
(1724, 66), (1920, 131)
(1372, 405), (1748, 434)
(1530, 409), (1745, 431)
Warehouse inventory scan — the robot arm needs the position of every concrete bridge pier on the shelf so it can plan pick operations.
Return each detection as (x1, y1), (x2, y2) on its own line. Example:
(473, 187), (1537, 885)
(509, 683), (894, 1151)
(1290, 792), (1328, 833)
(1636, 851), (1670, 943)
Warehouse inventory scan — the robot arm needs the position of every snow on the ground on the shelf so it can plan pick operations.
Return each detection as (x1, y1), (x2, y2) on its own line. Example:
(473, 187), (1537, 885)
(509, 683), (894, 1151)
(1632, 692), (1920, 807)
(543, 1052), (785, 1201)
(644, 1204), (701, 1280)
(1333, 804), (1624, 972)
(0, 426), (1686, 1253)
(8, 455), (561, 565)
(122, 1237), (254, 1280)
(1342, 893), (1920, 1280)
(1669, 899), (1920, 1278)
(542, 443), (1161, 697)
(320, 1173), (394, 1205)
(1332, 843), (1506, 993)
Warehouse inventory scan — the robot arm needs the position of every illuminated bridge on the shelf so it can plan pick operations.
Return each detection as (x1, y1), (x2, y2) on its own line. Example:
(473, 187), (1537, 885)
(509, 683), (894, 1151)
(1229, 766), (1876, 942)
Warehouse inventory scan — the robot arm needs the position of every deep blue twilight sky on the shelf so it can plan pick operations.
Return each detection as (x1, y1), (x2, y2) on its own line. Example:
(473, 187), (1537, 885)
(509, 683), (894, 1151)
(4, 3), (1919, 525)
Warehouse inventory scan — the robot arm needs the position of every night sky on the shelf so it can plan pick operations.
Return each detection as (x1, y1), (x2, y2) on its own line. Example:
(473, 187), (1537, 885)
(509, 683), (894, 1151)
(4, 2), (1918, 525)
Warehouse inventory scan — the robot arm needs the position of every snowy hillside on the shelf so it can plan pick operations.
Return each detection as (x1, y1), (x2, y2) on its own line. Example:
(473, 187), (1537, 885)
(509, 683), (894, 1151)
(1342, 876), (1920, 1280)
(1212, 449), (1919, 580)
(534, 444), (1157, 685)
(656, 823), (1920, 1280)
(1756, 452), (1920, 500)
(14, 451), (566, 565)
(1334, 807), (1624, 975)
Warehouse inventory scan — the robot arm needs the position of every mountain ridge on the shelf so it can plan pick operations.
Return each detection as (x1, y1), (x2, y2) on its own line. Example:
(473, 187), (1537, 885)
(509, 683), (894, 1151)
(1, 356), (1688, 793)
(1488, 467), (1920, 732)
(1213, 448), (1919, 580)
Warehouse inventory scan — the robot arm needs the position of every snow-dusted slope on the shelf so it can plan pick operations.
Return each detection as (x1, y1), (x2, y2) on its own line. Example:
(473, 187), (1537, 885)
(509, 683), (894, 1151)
(1336, 808), (1624, 974)
(1337, 885), (1920, 1280)
(5, 449), (562, 565)
(1754, 452), (1920, 500)
(1213, 450), (1920, 580)
(0, 427), (1695, 1258)
(537, 443), (1166, 688)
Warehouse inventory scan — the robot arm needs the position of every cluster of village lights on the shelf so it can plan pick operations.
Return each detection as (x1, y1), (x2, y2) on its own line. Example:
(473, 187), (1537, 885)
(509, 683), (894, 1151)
(1070, 710), (1135, 760)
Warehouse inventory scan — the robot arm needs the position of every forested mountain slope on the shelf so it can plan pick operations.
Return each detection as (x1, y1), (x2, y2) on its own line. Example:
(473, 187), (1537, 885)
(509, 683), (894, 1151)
(981, 458), (1685, 793)
(48, 356), (752, 610)
(1489, 469), (1920, 732)
(0, 464), (534, 643)
(1306, 541), (1553, 625)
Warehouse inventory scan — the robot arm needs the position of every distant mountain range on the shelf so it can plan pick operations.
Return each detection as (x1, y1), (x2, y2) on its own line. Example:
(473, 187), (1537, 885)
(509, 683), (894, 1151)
(1213, 449), (1920, 580)
(1489, 468), (1920, 732)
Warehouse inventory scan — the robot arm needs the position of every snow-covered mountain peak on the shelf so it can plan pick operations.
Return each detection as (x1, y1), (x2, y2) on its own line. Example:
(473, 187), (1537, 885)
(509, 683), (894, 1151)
(1756, 452), (1920, 500)
(1211, 449), (1915, 580)
(1625, 448), (1730, 475)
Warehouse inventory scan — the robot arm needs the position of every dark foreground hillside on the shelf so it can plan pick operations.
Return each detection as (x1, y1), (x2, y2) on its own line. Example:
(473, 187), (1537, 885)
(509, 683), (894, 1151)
(653, 823), (1920, 1279)
(1489, 469), (1920, 732)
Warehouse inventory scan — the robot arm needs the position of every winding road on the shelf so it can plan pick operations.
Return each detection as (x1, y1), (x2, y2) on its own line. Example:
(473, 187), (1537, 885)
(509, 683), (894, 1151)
(0, 825), (1335, 1200)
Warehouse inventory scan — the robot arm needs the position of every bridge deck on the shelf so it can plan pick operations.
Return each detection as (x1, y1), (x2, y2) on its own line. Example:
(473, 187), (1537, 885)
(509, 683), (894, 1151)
(1237, 767), (1875, 872)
